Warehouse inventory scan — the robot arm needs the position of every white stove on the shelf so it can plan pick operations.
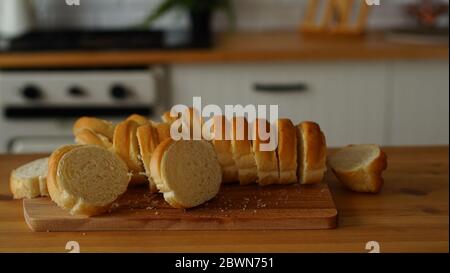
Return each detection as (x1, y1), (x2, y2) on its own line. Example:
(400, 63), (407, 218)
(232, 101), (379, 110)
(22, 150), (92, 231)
(0, 67), (166, 153)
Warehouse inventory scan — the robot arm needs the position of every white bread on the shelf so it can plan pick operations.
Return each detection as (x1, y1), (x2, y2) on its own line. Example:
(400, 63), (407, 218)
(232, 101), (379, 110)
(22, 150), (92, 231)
(231, 117), (258, 185)
(276, 119), (298, 184)
(47, 145), (130, 216)
(296, 121), (327, 184)
(10, 158), (49, 199)
(150, 139), (222, 209)
(73, 117), (115, 141)
(328, 144), (387, 193)
(252, 119), (279, 186)
(74, 128), (112, 149)
(136, 124), (161, 193)
(126, 114), (150, 126)
(113, 120), (147, 185)
(210, 116), (239, 183)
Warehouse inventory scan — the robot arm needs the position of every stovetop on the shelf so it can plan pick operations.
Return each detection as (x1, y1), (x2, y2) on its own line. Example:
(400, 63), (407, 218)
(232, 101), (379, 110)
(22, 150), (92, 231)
(0, 29), (212, 52)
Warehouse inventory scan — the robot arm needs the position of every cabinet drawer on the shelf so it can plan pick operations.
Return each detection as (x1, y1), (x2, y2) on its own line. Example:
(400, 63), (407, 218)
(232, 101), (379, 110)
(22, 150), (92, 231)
(172, 62), (388, 147)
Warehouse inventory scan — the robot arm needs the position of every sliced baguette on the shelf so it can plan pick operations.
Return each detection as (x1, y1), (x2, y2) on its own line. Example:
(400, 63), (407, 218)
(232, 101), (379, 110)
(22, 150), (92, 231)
(150, 139), (222, 209)
(113, 120), (147, 185)
(74, 128), (112, 149)
(252, 119), (279, 186)
(328, 144), (387, 193)
(210, 116), (239, 183)
(47, 145), (130, 216)
(10, 158), (49, 199)
(296, 121), (327, 184)
(277, 119), (298, 184)
(73, 117), (115, 141)
(136, 124), (161, 193)
(231, 117), (258, 185)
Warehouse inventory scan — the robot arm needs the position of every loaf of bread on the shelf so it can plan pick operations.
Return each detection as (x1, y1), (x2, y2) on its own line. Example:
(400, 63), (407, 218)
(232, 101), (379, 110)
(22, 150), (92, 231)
(296, 121), (327, 184)
(277, 119), (298, 184)
(113, 120), (147, 185)
(252, 119), (279, 186)
(47, 145), (130, 216)
(231, 117), (258, 185)
(150, 139), (222, 209)
(74, 128), (112, 149)
(328, 144), (387, 193)
(136, 124), (161, 193)
(210, 116), (239, 183)
(10, 158), (49, 199)
(73, 117), (115, 141)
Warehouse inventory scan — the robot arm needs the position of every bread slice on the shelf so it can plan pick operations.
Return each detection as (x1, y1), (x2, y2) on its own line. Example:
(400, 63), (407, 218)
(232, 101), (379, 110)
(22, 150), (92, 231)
(296, 121), (327, 184)
(150, 139), (222, 209)
(276, 119), (297, 184)
(328, 144), (387, 193)
(47, 145), (130, 216)
(113, 120), (147, 185)
(136, 124), (161, 193)
(252, 119), (279, 186)
(231, 117), (258, 185)
(210, 116), (239, 183)
(10, 158), (49, 199)
(73, 117), (115, 141)
(74, 128), (112, 149)
(126, 114), (150, 126)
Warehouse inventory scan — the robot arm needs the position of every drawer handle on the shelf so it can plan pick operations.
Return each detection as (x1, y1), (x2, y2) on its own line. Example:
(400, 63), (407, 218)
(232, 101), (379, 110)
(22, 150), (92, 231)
(253, 83), (309, 92)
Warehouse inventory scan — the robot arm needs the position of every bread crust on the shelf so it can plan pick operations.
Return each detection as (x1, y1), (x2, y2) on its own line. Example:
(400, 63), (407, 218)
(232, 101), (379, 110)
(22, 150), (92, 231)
(277, 119), (298, 184)
(212, 116), (238, 183)
(136, 124), (161, 193)
(153, 122), (171, 142)
(252, 119), (279, 186)
(161, 111), (179, 124)
(74, 128), (112, 149)
(73, 117), (115, 141)
(330, 145), (387, 193)
(149, 139), (174, 193)
(127, 114), (150, 126)
(10, 158), (49, 199)
(231, 117), (258, 185)
(297, 121), (327, 185)
(113, 120), (146, 185)
(47, 145), (129, 216)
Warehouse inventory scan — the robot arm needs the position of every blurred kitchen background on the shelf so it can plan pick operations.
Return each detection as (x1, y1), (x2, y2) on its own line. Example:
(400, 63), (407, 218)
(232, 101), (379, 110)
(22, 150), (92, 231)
(0, 0), (448, 153)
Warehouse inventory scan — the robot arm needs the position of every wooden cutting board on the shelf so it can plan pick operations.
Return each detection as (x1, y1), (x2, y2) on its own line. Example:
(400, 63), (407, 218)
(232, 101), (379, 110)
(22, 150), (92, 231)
(23, 182), (337, 232)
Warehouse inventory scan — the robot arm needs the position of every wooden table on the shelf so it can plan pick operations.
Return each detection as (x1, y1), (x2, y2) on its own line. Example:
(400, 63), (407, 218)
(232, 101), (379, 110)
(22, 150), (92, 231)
(0, 31), (448, 68)
(0, 146), (448, 253)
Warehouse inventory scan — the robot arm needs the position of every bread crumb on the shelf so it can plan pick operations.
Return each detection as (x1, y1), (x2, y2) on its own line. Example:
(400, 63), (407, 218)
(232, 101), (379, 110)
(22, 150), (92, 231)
(82, 233), (86, 236)
(155, 211), (160, 215)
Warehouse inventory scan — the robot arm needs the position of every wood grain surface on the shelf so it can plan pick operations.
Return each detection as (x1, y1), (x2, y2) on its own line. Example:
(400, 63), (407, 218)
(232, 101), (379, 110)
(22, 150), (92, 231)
(24, 183), (337, 232)
(0, 146), (448, 253)
(0, 31), (448, 68)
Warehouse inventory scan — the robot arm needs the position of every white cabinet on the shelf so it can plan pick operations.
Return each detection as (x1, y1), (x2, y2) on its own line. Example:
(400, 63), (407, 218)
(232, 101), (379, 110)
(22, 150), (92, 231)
(171, 60), (449, 147)
(388, 61), (449, 146)
(171, 62), (388, 147)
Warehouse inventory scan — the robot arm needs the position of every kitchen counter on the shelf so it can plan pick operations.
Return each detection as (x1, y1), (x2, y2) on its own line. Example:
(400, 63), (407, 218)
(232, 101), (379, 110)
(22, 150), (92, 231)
(0, 31), (448, 68)
(0, 146), (448, 253)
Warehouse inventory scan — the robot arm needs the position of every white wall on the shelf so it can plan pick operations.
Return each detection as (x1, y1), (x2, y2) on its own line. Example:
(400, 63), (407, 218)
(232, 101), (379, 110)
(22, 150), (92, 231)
(32, 0), (449, 31)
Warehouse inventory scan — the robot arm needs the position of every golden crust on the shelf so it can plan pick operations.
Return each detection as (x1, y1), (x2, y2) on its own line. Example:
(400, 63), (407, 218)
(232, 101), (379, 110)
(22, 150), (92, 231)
(113, 120), (146, 185)
(73, 117), (115, 141)
(277, 119), (298, 184)
(252, 119), (279, 186)
(126, 114), (150, 126)
(149, 138), (174, 193)
(136, 124), (160, 193)
(74, 128), (112, 149)
(297, 121), (327, 185)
